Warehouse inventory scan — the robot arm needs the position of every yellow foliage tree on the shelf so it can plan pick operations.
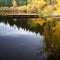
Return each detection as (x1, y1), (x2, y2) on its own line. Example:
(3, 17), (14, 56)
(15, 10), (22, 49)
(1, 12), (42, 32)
(12, 0), (17, 7)
(54, 0), (60, 13)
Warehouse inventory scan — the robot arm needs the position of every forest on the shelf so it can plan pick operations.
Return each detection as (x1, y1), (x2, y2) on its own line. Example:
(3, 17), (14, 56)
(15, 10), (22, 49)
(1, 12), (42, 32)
(0, 0), (60, 16)
(0, 0), (27, 6)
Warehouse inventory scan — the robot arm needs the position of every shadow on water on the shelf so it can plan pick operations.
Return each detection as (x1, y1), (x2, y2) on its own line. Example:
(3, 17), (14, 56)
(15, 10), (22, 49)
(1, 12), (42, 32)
(0, 16), (60, 60)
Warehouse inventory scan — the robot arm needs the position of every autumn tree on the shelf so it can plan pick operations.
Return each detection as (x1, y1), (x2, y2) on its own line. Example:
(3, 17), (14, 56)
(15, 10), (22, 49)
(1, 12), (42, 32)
(44, 0), (56, 5)
(12, 0), (17, 13)
(12, 0), (17, 7)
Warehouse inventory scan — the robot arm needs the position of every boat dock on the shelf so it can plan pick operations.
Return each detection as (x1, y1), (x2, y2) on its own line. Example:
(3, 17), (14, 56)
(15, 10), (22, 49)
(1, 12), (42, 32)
(6, 14), (39, 18)
(0, 14), (60, 18)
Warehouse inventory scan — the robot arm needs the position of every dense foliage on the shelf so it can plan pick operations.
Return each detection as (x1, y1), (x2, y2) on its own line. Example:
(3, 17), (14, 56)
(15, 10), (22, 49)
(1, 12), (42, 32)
(0, 0), (27, 7)
(0, 0), (60, 15)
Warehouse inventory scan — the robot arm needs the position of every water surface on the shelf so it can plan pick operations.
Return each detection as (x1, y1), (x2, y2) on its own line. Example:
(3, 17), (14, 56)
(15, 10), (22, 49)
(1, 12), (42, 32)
(0, 17), (60, 60)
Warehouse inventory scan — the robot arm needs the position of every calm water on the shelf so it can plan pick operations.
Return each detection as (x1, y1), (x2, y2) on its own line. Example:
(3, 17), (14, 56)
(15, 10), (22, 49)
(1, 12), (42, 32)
(0, 17), (60, 60)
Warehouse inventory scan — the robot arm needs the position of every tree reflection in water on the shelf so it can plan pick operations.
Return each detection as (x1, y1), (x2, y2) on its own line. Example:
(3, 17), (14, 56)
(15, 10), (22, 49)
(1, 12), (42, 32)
(0, 16), (60, 60)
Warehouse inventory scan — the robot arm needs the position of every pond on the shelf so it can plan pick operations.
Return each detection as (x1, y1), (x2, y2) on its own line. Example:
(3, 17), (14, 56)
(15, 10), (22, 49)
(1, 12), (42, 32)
(0, 17), (60, 60)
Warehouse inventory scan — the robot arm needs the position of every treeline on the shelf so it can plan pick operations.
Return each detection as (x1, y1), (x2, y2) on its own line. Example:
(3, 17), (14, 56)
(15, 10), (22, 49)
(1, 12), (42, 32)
(0, 0), (27, 7)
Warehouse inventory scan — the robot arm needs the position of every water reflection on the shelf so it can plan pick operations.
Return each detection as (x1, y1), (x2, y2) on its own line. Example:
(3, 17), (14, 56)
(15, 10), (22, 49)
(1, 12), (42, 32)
(0, 23), (38, 36)
(0, 17), (60, 60)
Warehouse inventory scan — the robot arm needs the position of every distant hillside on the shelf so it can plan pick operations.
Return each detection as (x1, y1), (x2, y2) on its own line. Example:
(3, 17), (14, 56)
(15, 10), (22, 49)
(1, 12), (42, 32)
(0, 0), (27, 7)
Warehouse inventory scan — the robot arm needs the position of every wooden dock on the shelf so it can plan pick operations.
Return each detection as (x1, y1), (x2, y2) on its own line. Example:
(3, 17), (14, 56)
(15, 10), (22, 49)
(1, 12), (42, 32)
(7, 14), (39, 18)
(1, 14), (60, 18)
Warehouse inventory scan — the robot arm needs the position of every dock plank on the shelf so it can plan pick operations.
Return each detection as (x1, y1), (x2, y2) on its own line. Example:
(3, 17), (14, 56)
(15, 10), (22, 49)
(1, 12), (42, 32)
(7, 14), (39, 18)
(1, 14), (60, 18)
